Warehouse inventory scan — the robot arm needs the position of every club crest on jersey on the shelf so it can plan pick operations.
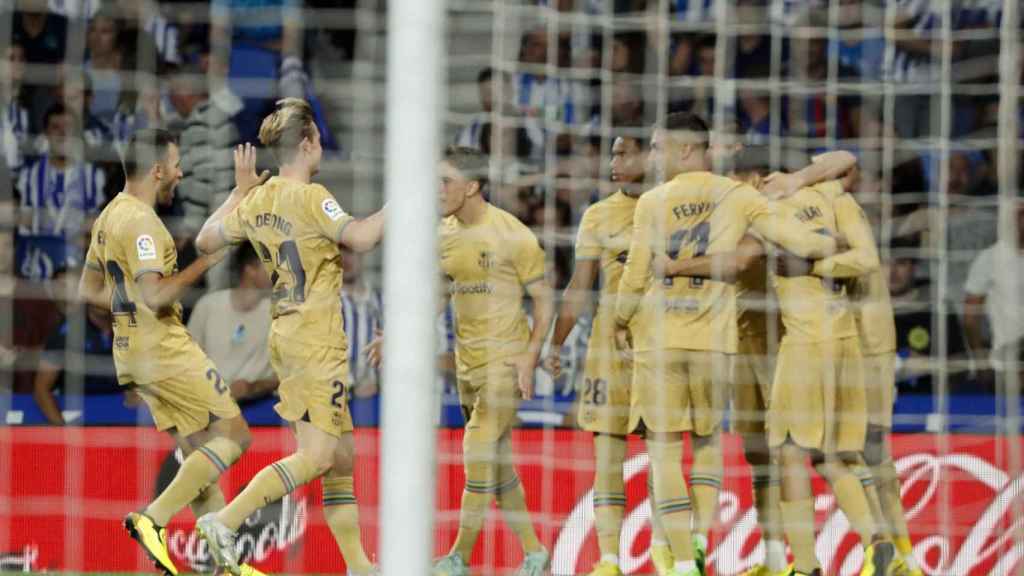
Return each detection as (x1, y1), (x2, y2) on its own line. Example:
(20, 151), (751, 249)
(478, 250), (496, 270)
(322, 198), (345, 221)
(136, 235), (157, 261)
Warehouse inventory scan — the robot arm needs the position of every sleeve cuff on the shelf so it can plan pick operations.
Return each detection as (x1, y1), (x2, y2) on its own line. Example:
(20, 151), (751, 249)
(335, 217), (356, 244)
(133, 268), (164, 282)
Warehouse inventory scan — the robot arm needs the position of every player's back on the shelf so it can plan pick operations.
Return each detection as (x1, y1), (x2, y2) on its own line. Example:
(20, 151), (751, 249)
(87, 193), (194, 383)
(628, 171), (756, 353)
(850, 267), (896, 355)
(772, 182), (857, 342)
(227, 176), (349, 351)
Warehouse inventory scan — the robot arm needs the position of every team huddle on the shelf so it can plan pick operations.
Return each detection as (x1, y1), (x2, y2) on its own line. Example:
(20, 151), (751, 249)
(79, 98), (917, 576)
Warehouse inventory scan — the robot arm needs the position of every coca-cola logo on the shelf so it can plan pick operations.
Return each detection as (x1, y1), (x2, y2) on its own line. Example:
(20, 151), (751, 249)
(553, 452), (1024, 576)
(168, 494), (307, 571)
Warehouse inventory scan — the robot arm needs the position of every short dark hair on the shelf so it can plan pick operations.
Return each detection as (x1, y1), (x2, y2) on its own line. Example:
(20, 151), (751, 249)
(477, 67), (494, 84)
(231, 242), (262, 283)
(663, 112), (704, 139)
(444, 146), (489, 184)
(43, 102), (70, 130)
(732, 146), (771, 175)
(122, 128), (177, 179)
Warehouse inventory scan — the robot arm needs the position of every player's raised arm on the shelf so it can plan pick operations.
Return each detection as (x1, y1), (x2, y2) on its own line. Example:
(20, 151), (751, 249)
(614, 193), (655, 329)
(196, 143), (269, 255)
(657, 233), (765, 283)
(810, 192), (880, 278)
(761, 150), (858, 199)
(741, 186), (838, 259)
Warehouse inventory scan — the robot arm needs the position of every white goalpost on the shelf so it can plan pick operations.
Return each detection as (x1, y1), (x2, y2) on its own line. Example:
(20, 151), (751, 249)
(381, 0), (445, 573)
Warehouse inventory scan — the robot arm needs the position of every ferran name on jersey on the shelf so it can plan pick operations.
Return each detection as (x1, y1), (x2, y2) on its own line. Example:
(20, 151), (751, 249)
(671, 201), (715, 220)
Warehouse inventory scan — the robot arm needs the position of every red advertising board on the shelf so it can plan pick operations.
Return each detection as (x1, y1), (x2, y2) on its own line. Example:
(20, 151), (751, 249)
(0, 428), (1020, 575)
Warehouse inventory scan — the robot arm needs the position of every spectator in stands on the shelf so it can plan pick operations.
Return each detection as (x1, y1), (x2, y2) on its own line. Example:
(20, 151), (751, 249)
(187, 243), (277, 402)
(56, 69), (111, 159)
(16, 103), (107, 271)
(1, 42), (31, 173)
(898, 151), (998, 304)
(84, 6), (127, 127)
(515, 28), (589, 161)
(962, 201), (1024, 393)
(110, 0), (182, 68)
(11, 0), (68, 66)
(165, 61), (243, 237)
(456, 67), (508, 150)
(0, 232), (68, 393)
(32, 298), (118, 425)
(340, 246), (383, 399)
(889, 236), (967, 395)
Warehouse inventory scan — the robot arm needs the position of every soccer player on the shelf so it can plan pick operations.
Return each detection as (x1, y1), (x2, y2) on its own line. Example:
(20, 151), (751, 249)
(193, 98), (385, 576)
(431, 146), (554, 576)
(614, 112), (837, 576)
(765, 164), (896, 576)
(77, 128), (261, 576)
(656, 147), (860, 576)
(543, 131), (675, 576)
(768, 163), (920, 575)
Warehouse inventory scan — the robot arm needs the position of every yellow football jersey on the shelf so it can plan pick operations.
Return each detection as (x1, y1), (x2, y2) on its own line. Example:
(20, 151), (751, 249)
(440, 204), (545, 376)
(736, 245), (772, 338)
(850, 267), (897, 355)
(772, 180), (879, 343)
(85, 193), (202, 385)
(574, 190), (637, 312)
(221, 176), (354, 350)
(615, 171), (835, 354)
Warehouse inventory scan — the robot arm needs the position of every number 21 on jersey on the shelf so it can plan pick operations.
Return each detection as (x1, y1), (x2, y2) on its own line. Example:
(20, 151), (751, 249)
(256, 240), (307, 305)
(664, 221), (710, 288)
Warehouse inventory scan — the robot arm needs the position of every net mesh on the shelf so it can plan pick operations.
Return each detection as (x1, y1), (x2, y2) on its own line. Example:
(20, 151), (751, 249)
(0, 0), (1022, 574)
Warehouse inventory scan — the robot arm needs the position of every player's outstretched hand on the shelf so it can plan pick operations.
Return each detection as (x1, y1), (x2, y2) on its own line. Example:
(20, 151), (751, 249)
(505, 354), (536, 400)
(365, 329), (384, 369)
(614, 327), (632, 361)
(542, 349), (562, 379)
(234, 143), (271, 194)
(762, 171), (803, 199)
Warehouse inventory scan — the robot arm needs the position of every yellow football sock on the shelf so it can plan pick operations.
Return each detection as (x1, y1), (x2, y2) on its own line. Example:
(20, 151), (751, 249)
(494, 434), (541, 554)
(218, 451), (319, 531)
(780, 498), (818, 574)
(691, 432), (723, 541)
(323, 475), (373, 573)
(647, 475), (668, 544)
(451, 439), (498, 561)
(817, 460), (874, 547)
(646, 438), (694, 561)
(592, 434), (627, 559)
(145, 437), (242, 526)
(190, 484), (227, 519)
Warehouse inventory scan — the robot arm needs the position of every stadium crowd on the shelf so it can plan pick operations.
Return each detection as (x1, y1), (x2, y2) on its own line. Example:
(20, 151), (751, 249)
(0, 0), (1020, 426)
